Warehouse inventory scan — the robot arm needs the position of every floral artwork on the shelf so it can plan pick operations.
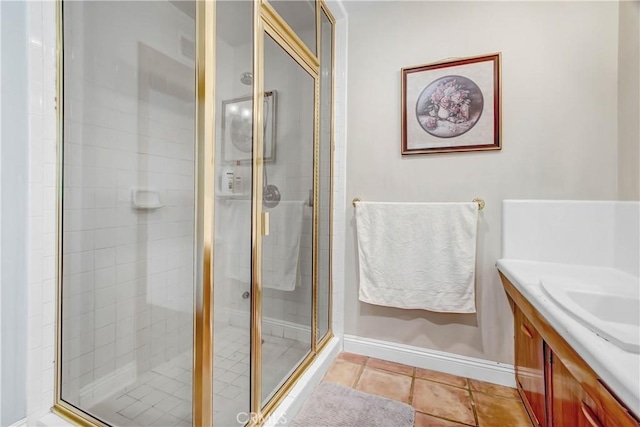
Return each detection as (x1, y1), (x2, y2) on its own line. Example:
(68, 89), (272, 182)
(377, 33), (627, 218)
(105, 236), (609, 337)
(416, 76), (483, 138)
(401, 53), (501, 155)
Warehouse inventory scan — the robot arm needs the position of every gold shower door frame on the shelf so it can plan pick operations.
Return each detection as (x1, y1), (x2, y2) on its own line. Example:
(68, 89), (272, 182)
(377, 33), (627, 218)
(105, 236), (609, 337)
(250, 0), (336, 422)
(52, 0), (335, 425)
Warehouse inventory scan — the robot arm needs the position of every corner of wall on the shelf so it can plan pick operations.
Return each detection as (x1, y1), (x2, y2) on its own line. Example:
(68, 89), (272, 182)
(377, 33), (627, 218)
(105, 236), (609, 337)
(617, 0), (640, 201)
(25, 0), (58, 422)
(331, 9), (348, 342)
(2, 0), (33, 424)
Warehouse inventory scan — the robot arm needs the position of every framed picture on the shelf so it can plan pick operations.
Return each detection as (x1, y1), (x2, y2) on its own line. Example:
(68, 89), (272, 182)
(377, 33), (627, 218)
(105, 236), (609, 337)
(401, 53), (501, 155)
(222, 90), (277, 163)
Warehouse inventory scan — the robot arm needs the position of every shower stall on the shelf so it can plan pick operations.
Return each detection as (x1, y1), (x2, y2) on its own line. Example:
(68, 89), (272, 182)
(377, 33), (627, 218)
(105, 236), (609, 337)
(53, 1), (335, 426)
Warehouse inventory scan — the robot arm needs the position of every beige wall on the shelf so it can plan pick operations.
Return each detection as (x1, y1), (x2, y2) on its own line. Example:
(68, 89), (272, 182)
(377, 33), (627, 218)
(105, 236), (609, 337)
(344, 1), (620, 364)
(618, 0), (640, 200)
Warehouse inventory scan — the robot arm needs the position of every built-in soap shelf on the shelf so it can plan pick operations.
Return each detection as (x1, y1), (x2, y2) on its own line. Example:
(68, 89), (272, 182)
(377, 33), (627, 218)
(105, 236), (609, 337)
(131, 188), (163, 210)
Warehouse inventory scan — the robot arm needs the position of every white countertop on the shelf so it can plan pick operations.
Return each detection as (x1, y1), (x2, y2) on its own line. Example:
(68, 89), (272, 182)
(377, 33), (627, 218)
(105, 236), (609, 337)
(496, 259), (640, 416)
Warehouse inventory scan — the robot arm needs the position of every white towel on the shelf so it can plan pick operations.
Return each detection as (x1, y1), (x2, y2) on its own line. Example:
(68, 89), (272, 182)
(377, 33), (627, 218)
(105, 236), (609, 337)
(355, 202), (478, 313)
(225, 199), (304, 291)
(224, 200), (252, 284)
(262, 201), (305, 291)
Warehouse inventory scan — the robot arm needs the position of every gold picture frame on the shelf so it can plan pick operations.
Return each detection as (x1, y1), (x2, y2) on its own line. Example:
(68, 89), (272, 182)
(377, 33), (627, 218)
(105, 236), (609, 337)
(401, 53), (501, 155)
(222, 90), (277, 163)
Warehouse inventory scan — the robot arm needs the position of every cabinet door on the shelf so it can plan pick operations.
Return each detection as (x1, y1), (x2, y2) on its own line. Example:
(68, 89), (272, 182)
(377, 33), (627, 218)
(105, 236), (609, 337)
(551, 352), (604, 427)
(515, 307), (547, 426)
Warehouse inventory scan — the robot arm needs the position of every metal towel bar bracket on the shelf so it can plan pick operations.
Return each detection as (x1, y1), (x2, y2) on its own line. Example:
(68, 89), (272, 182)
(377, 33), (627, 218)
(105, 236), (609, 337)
(352, 197), (485, 210)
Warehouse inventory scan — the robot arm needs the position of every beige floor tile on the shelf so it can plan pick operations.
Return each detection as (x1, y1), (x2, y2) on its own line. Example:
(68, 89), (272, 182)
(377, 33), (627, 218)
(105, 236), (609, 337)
(367, 357), (415, 376)
(323, 359), (362, 387)
(412, 379), (475, 426)
(415, 368), (468, 389)
(355, 367), (413, 403)
(415, 412), (473, 427)
(469, 379), (520, 400)
(473, 392), (531, 426)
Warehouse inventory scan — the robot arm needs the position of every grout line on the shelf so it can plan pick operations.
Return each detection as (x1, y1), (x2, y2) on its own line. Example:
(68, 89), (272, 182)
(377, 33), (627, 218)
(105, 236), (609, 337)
(416, 377), (470, 390)
(366, 365), (415, 378)
(471, 389), (521, 401)
(408, 373), (416, 406)
(467, 378), (480, 426)
(415, 410), (476, 427)
(363, 358), (415, 378)
(352, 359), (367, 388)
(412, 376), (478, 427)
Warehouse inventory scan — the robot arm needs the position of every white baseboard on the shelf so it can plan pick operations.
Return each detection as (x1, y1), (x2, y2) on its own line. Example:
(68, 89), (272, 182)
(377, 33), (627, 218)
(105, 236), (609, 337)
(343, 334), (515, 388)
(79, 362), (136, 408)
(266, 336), (341, 427)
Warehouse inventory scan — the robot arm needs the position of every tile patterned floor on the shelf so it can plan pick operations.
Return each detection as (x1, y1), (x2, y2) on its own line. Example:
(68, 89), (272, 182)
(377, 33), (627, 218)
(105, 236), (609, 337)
(322, 353), (532, 427)
(88, 351), (193, 427)
(88, 325), (308, 427)
(213, 326), (308, 426)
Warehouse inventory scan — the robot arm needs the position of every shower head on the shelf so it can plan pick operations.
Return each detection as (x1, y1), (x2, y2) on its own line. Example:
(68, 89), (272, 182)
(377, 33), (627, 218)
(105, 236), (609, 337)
(240, 72), (253, 86)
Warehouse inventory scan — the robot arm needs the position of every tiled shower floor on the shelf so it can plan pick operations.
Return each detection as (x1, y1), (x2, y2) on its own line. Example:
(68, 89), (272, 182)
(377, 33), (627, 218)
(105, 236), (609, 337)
(88, 352), (194, 426)
(213, 325), (309, 426)
(87, 325), (308, 427)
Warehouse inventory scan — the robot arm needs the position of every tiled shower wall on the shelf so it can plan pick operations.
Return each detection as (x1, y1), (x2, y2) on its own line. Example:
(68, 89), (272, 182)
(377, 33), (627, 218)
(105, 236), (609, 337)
(214, 36), (317, 340)
(261, 31), (315, 337)
(26, 0), (57, 422)
(25, 0), (347, 422)
(60, 1), (195, 408)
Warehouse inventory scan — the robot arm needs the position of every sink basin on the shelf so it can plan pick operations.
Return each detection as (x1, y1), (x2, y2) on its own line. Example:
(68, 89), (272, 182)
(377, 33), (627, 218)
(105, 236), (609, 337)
(541, 276), (640, 353)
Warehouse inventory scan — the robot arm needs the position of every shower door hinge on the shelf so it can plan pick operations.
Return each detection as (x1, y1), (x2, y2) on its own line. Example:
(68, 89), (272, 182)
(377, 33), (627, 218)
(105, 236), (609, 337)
(261, 212), (270, 236)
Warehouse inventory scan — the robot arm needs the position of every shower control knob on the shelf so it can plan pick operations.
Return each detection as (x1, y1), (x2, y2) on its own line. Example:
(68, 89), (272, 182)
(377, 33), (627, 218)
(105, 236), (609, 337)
(242, 291), (250, 299)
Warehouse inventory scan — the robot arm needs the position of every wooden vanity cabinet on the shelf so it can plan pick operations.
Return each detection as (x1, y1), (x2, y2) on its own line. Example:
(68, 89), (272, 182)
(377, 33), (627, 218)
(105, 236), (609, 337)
(550, 351), (606, 427)
(515, 307), (547, 426)
(501, 273), (640, 427)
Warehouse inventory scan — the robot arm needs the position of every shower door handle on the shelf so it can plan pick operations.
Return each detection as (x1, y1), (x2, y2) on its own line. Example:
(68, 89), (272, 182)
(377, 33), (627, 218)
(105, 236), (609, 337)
(262, 212), (270, 236)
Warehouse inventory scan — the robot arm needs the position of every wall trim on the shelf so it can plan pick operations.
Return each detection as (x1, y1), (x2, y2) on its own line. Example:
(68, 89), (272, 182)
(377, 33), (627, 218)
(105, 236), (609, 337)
(343, 334), (516, 387)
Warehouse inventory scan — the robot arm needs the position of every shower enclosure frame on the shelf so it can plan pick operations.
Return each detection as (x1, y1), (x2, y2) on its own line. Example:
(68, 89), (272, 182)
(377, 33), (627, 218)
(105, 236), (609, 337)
(51, 0), (336, 425)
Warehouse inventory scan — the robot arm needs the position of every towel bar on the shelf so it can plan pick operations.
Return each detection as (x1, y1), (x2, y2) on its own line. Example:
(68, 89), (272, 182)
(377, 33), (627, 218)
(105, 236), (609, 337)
(352, 197), (485, 210)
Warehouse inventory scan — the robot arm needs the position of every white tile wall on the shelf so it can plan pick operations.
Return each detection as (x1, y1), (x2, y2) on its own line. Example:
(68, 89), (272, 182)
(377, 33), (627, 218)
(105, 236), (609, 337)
(213, 16), (347, 346)
(214, 34), (318, 336)
(60, 1), (196, 411)
(26, 0), (57, 422)
(25, 1), (198, 423)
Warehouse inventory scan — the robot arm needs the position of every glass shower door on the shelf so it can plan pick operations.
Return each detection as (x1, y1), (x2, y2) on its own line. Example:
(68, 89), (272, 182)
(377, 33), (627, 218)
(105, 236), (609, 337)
(260, 33), (315, 404)
(317, 5), (334, 344)
(60, 1), (196, 425)
(212, 1), (253, 425)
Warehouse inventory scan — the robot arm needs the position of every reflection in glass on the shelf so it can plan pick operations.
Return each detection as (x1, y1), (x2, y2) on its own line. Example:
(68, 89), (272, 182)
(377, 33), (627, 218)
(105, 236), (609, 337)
(213, 0), (253, 425)
(261, 33), (315, 404)
(61, 2), (196, 425)
(269, 0), (317, 56)
(317, 9), (333, 343)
